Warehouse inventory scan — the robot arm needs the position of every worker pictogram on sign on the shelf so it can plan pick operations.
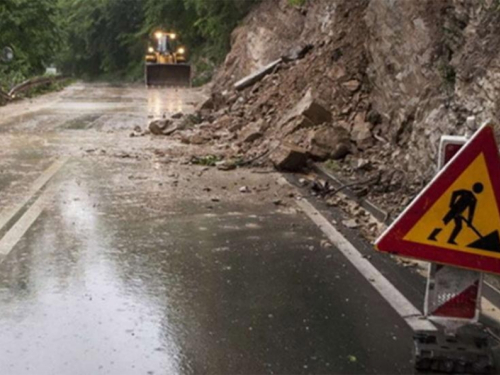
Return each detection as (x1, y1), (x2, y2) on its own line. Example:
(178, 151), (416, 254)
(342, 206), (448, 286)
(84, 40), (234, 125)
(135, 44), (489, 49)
(376, 124), (500, 274)
(407, 153), (500, 255)
(428, 182), (485, 246)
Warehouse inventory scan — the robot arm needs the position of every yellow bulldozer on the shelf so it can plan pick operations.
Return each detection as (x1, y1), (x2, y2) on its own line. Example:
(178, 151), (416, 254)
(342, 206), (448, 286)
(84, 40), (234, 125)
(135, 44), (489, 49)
(145, 30), (191, 87)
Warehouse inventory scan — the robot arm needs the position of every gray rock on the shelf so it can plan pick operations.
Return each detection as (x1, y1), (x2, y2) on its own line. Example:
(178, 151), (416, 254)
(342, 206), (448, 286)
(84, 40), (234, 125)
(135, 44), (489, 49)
(281, 89), (332, 127)
(342, 80), (361, 93)
(281, 115), (315, 137)
(239, 120), (265, 143)
(342, 219), (359, 229)
(282, 44), (314, 62)
(148, 119), (171, 135)
(308, 126), (351, 161)
(351, 114), (373, 149)
(270, 143), (308, 171)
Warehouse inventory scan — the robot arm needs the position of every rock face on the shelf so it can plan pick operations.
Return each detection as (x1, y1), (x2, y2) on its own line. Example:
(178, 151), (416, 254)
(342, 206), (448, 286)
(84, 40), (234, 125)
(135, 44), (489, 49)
(208, 0), (500, 185)
(364, 0), (500, 178)
(212, 0), (305, 92)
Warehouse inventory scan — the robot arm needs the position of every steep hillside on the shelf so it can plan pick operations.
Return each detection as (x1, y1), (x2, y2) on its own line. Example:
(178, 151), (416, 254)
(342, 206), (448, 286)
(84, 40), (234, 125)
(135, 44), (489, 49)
(159, 0), (500, 216)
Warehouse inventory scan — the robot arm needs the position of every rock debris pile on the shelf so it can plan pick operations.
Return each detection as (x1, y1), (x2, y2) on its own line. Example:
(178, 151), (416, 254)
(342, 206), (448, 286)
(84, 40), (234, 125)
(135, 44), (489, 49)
(146, 0), (500, 217)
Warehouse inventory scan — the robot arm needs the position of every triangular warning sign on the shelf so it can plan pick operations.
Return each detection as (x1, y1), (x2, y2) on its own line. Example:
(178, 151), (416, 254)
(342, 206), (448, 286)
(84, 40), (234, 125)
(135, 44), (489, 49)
(376, 125), (500, 275)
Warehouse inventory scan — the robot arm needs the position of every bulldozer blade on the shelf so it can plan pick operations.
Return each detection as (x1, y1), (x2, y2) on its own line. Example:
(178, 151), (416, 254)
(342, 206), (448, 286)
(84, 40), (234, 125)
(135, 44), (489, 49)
(145, 63), (191, 87)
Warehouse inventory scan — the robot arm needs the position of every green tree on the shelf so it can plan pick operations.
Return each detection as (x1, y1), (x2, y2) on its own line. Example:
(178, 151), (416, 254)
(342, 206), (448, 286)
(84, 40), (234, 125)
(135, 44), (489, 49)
(0, 0), (61, 87)
(2, 0), (261, 84)
(57, 0), (144, 78)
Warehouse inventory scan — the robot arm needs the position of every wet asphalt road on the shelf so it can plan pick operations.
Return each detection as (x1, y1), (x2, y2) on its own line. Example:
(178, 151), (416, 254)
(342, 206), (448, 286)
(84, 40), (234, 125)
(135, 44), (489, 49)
(0, 83), (414, 374)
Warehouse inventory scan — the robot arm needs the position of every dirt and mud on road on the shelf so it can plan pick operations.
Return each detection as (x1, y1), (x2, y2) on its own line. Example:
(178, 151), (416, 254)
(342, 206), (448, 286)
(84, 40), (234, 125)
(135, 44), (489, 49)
(0, 82), (426, 374)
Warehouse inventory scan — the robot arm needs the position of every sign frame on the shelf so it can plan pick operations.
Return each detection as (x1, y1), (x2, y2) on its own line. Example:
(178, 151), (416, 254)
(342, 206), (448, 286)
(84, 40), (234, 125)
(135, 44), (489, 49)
(424, 134), (482, 324)
(376, 124), (500, 275)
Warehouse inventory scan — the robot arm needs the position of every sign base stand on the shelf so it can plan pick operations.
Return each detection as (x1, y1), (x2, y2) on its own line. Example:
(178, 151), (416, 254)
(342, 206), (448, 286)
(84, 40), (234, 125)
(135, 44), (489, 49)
(414, 330), (495, 374)
(416, 123), (496, 373)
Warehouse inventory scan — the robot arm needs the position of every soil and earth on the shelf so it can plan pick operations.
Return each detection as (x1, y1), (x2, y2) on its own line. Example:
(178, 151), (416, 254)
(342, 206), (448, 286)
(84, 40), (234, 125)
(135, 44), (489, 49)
(144, 0), (500, 228)
(0, 82), (429, 375)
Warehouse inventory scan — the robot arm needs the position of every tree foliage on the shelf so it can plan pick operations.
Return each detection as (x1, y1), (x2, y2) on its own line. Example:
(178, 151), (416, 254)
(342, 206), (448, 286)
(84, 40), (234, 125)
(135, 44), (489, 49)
(57, 0), (260, 80)
(0, 0), (60, 88)
(1, 0), (260, 84)
(57, 0), (145, 78)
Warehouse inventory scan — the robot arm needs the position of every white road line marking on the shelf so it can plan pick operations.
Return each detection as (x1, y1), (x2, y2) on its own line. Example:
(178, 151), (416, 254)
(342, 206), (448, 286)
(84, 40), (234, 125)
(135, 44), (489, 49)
(485, 280), (500, 296)
(482, 282), (500, 323)
(279, 175), (437, 331)
(0, 157), (68, 233)
(481, 298), (500, 324)
(0, 183), (56, 258)
(279, 175), (500, 328)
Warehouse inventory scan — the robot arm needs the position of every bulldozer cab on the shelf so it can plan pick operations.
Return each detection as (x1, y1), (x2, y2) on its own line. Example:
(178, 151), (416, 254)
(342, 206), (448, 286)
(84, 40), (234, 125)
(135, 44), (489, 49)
(145, 30), (191, 87)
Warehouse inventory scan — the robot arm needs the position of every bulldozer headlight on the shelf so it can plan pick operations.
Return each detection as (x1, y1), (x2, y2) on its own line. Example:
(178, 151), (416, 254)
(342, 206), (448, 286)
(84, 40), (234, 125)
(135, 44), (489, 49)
(170, 33), (177, 40)
(148, 47), (154, 53)
(177, 47), (185, 54)
(154, 31), (163, 40)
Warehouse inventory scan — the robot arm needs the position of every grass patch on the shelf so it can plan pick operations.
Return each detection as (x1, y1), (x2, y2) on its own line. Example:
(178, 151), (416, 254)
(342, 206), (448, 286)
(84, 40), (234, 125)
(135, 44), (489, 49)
(324, 159), (341, 172)
(190, 155), (222, 167)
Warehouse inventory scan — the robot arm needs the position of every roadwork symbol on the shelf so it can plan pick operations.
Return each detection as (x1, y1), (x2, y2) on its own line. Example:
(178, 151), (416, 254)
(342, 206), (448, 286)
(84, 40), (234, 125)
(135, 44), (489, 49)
(426, 182), (500, 252)
(376, 124), (500, 275)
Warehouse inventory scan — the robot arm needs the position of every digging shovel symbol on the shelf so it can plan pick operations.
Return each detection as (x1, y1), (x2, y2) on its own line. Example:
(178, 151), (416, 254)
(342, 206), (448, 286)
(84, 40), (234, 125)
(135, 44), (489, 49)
(460, 217), (483, 239)
(462, 217), (500, 253)
(428, 215), (500, 253)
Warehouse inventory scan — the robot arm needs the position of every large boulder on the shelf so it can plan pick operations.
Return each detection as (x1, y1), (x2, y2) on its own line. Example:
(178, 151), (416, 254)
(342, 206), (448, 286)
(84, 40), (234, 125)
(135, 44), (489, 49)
(308, 126), (351, 161)
(270, 143), (308, 171)
(148, 119), (171, 135)
(281, 89), (332, 127)
(148, 118), (181, 136)
(281, 115), (315, 137)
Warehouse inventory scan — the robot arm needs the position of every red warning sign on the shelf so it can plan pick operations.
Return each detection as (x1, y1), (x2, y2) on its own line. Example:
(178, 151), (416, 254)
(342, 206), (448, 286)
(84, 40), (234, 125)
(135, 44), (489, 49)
(376, 124), (500, 275)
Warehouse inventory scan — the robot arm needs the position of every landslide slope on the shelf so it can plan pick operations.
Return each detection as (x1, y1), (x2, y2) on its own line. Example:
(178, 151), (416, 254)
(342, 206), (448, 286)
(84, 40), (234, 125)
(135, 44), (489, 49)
(202, 0), (500, 212)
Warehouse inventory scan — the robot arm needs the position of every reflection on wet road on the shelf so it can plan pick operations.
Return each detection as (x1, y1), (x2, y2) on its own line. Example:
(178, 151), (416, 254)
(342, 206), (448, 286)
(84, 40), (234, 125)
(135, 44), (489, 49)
(0, 84), (413, 374)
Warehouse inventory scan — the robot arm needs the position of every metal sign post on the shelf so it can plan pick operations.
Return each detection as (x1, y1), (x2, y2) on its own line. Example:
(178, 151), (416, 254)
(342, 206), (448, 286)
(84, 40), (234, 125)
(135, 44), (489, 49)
(424, 135), (483, 327)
